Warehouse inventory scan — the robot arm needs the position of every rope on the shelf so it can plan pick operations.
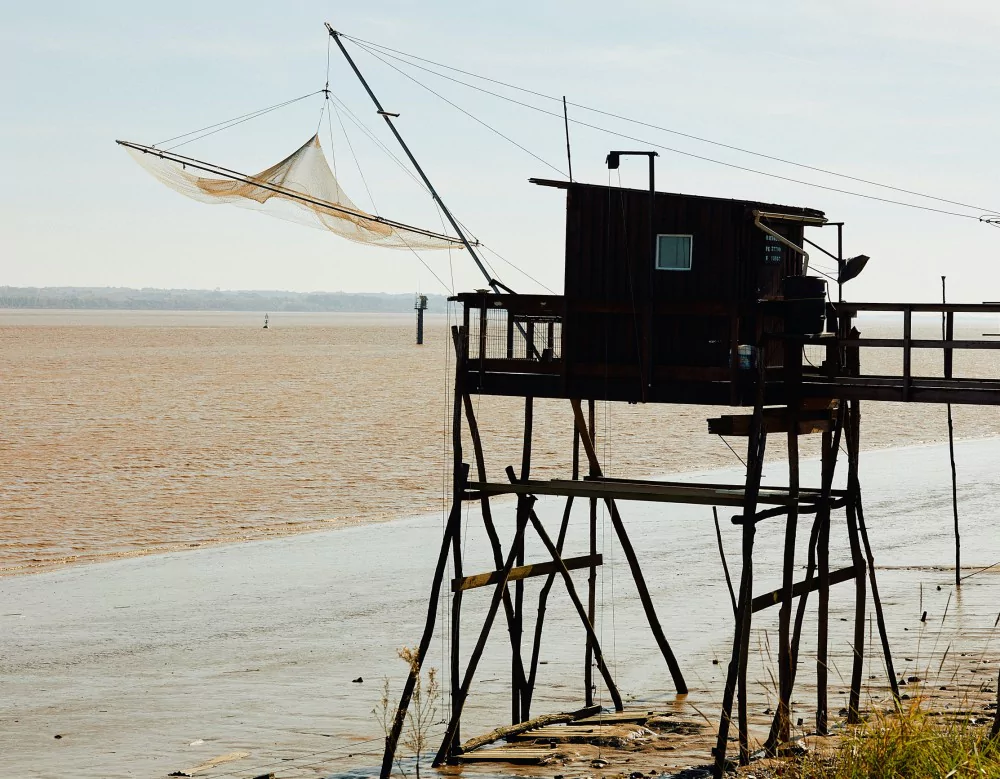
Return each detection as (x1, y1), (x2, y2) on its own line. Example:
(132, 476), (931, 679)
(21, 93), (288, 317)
(342, 33), (1000, 217)
(158, 91), (323, 150)
(327, 92), (432, 196)
(480, 244), (556, 294)
(353, 42), (569, 179)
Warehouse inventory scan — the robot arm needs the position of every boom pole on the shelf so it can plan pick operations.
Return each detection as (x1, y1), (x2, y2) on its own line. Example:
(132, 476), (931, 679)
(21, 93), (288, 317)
(326, 25), (502, 294)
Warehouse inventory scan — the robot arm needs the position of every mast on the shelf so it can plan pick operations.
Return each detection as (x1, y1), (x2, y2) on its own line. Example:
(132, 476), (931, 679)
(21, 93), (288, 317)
(326, 25), (503, 294)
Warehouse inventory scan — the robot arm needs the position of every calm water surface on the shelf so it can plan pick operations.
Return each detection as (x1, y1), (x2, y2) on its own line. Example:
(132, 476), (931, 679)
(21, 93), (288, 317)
(4, 309), (1000, 574)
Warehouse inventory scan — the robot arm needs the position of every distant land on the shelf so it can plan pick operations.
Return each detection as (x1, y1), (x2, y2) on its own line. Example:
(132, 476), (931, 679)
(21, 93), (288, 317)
(0, 287), (448, 313)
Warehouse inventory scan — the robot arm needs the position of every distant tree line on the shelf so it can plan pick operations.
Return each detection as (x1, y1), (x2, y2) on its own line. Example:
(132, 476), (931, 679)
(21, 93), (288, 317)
(0, 287), (449, 313)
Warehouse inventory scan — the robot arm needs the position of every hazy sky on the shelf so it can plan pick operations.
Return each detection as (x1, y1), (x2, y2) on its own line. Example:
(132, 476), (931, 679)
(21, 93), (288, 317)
(4, 1), (999, 301)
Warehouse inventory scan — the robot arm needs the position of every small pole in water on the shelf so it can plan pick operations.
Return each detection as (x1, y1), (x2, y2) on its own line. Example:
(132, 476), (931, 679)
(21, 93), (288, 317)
(263, 313), (269, 330)
(942, 276), (960, 586)
(414, 294), (428, 345)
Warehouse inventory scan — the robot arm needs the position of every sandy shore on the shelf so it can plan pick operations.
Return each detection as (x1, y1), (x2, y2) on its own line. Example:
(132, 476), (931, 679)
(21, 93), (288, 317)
(4, 438), (1000, 778)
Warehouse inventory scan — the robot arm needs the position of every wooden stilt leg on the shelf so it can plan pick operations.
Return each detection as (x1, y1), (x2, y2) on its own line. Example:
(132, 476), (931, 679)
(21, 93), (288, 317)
(515, 490), (624, 712)
(713, 396), (767, 777)
(433, 506), (532, 767)
(525, 420), (581, 716)
(992, 671), (1000, 738)
(816, 430), (834, 735)
(845, 400), (867, 724)
(765, 512), (821, 749)
(449, 327), (466, 759)
(514, 397), (533, 724)
(856, 486), (900, 701)
(586, 399), (597, 707)
(461, 394), (527, 706)
(380, 463), (469, 779)
(770, 415), (799, 751)
(523, 493), (574, 716)
(570, 399), (688, 695)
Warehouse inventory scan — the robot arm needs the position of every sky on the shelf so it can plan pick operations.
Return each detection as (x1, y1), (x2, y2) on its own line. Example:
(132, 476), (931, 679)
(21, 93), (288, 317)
(3, 1), (1000, 301)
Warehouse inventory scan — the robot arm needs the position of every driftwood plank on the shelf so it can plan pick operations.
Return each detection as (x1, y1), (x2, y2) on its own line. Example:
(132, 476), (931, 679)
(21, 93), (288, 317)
(458, 748), (556, 764)
(457, 704), (600, 754)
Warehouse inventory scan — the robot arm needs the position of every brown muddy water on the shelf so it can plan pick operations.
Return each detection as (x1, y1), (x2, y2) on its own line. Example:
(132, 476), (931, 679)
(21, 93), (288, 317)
(4, 310), (1000, 778)
(3, 309), (1000, 575)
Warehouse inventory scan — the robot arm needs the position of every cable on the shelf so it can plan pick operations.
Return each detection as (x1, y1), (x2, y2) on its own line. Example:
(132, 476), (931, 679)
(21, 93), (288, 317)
(353, 42), (568, 179)
(343, 39), (991, 221)
(480, 244), (556, 294)
(331, 100), (380, 216)
(158, 91), (323, 150)
(328, 92), (432, 196)
(718, 435), (749, 470)
(343, 33), (1000, 215)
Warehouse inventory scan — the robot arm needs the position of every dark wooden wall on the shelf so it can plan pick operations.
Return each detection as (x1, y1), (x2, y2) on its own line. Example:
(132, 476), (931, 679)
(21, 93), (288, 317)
(550, 181), (823, 376)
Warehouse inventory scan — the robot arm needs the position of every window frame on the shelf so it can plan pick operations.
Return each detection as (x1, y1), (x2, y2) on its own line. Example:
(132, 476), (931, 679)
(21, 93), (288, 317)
(654, 233), (694, 271)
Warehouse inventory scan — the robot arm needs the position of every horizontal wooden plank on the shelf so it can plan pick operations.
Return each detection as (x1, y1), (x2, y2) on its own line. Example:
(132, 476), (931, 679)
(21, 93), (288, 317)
(458, 748), (555, 764)
(574, 710), (659, 725)
(850, 339), (1000, 350)
(708, 408), (833, 436)
(469, 478), (848, 508)
(751, 565), (857, 613)
(836, 302), (1000, 313)
(452, 554), (602, 592)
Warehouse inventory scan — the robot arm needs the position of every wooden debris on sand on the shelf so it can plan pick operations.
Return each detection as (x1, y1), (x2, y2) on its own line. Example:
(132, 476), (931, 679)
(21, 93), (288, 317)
(457, 746), (558, 764)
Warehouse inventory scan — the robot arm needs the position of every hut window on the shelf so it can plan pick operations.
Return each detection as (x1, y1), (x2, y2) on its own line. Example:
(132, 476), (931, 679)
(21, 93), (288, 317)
(655, 234), (693, 271)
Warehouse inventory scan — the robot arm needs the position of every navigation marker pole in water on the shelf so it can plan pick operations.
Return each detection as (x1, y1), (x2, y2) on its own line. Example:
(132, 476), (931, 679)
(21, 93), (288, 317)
(414, 294), (428, 345)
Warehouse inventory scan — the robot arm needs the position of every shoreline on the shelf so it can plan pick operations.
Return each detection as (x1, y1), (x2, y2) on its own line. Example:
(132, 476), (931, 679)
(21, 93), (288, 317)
(5, 437), (1000, 778)
(5, 432), (997, 580)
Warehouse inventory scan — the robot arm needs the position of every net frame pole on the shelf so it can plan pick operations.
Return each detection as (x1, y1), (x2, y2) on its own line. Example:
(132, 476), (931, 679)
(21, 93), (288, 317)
(327, 25), (500, 293)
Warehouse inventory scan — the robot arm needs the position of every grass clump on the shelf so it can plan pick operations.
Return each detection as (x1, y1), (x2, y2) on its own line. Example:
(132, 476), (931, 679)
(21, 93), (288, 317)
(794, 700), (1000, 779)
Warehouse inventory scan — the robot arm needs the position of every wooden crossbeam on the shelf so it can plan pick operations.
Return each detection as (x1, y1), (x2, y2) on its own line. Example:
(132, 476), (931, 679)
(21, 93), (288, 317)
(452, 554), (602, 592)
(708, 409), (832, 437)
(469, 478), (848, 508)
(751, 565), (857, 613)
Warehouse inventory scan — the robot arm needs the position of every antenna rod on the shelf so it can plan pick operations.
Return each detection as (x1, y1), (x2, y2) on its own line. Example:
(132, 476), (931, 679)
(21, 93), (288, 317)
(562, 96), (573, 183)
(326, 24), (501, 293)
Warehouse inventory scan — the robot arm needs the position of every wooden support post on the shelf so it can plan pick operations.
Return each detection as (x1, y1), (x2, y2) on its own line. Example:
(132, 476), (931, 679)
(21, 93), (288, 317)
(450, 327), (467, 760)
(855, 485), (900, 701)
(844, 400), (867, 724)
(380, 464), (468, 779)
(902, 307), (912, 401)
(571, 399), (688, 695)
(816, 429), (833, 735)
(511, 480), (624, 713)
(523, 491), (574, 715)
(514, 397), (534, 724)
(433, 505), (532, 767)
(943, 281), (960, 587)
(713, 395), (767, 777)
(586, 400), (597, 707)
(992, 670), (1000, 739)
(461, 393), (527, 699)
(764, 404), (845, 748)
(773, 409), (799, 748)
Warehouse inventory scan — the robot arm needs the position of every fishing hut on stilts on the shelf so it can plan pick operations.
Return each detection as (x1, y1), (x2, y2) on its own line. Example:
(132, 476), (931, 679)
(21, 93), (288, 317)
(383, 157), (1000, 777)
(113, 22), (1000, 777)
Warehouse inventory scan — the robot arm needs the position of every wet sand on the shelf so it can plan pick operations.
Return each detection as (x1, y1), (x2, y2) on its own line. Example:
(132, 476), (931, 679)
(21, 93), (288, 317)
(5, 438), (1000, 778)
